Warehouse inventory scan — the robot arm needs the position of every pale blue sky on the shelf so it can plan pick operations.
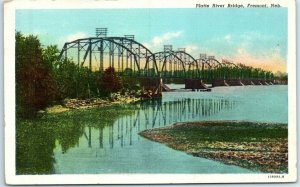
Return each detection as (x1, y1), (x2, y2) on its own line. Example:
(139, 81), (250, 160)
(16, 8), (288, 72)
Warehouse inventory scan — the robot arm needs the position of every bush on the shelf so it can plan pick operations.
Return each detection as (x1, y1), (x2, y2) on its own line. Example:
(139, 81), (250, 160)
(52, 59), (101, 100)
(97, 67), (123, 96)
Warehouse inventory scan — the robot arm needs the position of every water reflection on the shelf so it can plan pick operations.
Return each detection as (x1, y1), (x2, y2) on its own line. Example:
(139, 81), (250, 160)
(17, 97), (236, 174)
(81, 98), (235, 150)
(16, 122), (56, 174)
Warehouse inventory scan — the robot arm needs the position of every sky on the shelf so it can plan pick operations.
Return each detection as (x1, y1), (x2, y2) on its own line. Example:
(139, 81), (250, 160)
(16, 8), (288, 73)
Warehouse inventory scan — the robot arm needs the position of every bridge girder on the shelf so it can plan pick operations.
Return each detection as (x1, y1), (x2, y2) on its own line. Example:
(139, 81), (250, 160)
(59, 37), (157, 76)
(150, 50), (199, 78)
(195, 58), (224, 81)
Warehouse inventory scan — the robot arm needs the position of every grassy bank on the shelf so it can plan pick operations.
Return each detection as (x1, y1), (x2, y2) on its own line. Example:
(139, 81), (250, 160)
(139, 121), (288, 173)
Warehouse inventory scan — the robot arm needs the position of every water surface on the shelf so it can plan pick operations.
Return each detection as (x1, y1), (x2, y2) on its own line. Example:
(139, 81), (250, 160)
(53, 85), (287, 174)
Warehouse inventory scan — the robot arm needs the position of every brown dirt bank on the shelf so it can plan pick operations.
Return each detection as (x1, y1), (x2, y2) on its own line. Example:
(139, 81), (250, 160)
(139, 121), (288, 173)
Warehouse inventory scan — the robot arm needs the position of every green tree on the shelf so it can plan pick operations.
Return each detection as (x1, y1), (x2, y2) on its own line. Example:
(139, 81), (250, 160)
(42, 44), (99, 99)
(123, 68), (133, 76)
(51, 59), (78, 99)
(16, 32), (56, 118)
(76, 67), (99, 98)
(98, 67), (123, 96)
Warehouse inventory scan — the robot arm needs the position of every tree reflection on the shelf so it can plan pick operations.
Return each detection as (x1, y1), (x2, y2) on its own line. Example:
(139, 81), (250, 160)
(16, 98), (235, 174)
(16, 105), (137, 174)
(16, 121), (56, 174)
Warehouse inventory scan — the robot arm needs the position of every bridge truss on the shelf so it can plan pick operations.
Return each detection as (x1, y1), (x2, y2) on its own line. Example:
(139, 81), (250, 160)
(59, 35), (158, 77)
(147, 45), (199, 78)
(58, 28), (274, 82)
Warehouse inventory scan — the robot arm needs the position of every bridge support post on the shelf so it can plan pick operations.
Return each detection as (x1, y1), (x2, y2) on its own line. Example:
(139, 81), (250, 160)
(89, 39), (92, 70)
(212, 79), (229, 87)
(185, 79), (209, 90)
(100, 41), (104, 72)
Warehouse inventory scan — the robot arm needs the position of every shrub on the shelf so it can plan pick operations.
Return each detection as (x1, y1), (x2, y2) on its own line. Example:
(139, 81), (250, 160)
(97, 67), (123, 96)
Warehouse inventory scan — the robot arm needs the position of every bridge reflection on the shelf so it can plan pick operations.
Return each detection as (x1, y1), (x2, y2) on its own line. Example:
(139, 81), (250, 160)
(82, 98), (236, 149)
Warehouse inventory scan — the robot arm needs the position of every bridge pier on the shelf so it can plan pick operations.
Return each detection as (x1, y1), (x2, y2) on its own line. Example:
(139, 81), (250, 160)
(252, 80), (263, 85)
(260, 80), (269, 85)
(212, 79), (229, 87)
(274, 79), (288, 85)
(241, 80), (253, 85)
(185, 79), (209, 90)
(267, 80), (275, 85)
(226, 79), (243, 86)
(140, 78), (163, 99)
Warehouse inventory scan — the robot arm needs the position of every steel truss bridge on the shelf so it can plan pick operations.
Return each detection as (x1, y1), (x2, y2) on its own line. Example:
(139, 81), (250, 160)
(59, 28), (275, 87)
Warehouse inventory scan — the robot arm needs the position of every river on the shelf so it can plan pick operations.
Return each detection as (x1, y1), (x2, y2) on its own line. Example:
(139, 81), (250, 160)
(52, 85), (288, 174)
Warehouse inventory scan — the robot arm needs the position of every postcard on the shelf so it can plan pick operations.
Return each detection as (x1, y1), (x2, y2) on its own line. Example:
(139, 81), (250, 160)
(4, 0), (296, 184)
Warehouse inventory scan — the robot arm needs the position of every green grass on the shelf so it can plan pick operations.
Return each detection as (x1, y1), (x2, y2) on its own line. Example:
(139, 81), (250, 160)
(165, 121), (287, 143)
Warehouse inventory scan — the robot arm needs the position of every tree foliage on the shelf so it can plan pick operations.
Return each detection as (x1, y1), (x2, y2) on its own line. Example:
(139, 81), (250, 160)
(97, 67), (123, 96)
(16, 32), (56, 118)
(53, 59), (100, 99)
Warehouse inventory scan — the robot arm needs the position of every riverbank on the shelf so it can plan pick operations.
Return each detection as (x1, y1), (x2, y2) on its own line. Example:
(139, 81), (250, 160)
(45, 93), (140, 114)
(139, 121), (288, 173)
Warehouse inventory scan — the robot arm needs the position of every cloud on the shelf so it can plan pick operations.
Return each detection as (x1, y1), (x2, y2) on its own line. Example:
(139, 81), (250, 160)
(185, 44), (199, 54)
(143, 31), (183, 50)
(65, 32), (87, 42)
(210, 32), (283, 54)
(182, 44), (214, 58)
(142, 31), (287, 73)
(152, 31), (182, 46)
(56, 32), (87, 48)
(221, 46), (287, 73)
(223, 34), (232, 43)
(202, 32), (287, 72)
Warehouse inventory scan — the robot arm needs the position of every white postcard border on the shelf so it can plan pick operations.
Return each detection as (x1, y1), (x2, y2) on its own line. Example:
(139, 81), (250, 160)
(4, 0), (297, 184)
